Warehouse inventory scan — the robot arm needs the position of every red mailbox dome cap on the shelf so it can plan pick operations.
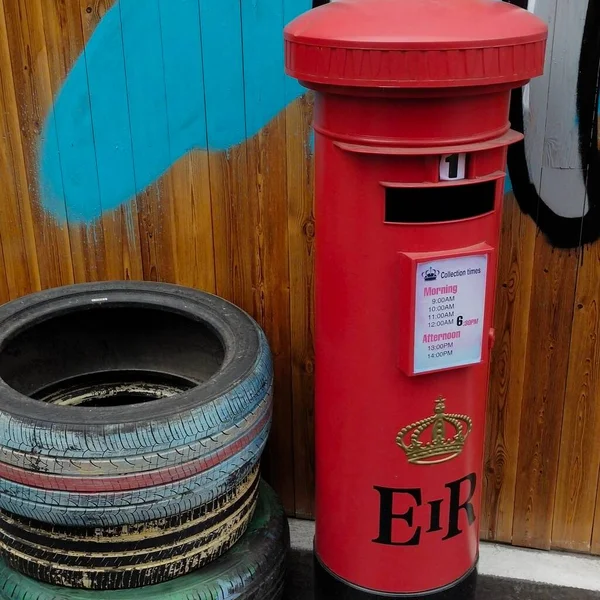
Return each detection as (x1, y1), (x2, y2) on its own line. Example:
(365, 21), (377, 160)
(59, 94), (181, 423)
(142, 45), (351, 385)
(285, 0), (548, 88)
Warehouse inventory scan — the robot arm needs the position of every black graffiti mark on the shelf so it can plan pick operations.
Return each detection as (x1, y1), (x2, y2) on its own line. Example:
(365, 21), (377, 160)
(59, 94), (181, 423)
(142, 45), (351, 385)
(506, 0), (600, 248)
(577, 0), (600, 246)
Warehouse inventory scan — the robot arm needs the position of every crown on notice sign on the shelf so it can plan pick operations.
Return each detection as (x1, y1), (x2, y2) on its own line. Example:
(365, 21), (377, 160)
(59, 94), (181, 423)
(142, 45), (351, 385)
(423, 267), (439, 282)
(396, 397), (472, 465)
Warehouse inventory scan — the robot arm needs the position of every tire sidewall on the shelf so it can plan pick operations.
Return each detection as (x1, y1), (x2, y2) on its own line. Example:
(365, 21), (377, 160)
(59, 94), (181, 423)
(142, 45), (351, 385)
(0, 282), (272, 457)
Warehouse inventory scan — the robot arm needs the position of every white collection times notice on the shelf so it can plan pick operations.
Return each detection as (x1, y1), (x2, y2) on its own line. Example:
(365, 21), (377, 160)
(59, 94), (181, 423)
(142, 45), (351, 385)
(413, 254), (488, 374)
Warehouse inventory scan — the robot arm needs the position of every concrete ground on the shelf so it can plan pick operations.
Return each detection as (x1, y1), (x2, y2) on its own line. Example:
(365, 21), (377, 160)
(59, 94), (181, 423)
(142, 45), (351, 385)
(286, 519), (600, 599)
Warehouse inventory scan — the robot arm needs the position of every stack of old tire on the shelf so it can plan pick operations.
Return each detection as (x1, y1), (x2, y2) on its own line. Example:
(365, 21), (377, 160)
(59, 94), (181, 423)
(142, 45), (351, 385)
(0, 282), (288, 599)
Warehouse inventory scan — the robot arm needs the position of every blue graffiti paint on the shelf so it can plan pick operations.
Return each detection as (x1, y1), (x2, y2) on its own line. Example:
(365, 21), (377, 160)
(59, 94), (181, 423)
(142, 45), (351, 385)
(308, 128), (315, 155)
(40, 0), (312, 224)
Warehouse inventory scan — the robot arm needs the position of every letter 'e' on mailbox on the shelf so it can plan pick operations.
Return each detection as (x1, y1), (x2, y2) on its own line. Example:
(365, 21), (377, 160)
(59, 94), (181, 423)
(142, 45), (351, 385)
(285, 1), (548, 598)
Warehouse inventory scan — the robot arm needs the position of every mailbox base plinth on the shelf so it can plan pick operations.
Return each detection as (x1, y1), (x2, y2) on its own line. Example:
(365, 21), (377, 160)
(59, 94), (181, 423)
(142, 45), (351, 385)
(314, 554), (478, 600)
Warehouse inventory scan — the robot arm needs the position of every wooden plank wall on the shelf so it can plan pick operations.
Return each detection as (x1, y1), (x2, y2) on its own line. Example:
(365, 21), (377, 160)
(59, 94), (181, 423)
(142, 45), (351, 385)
(0, 0), (598, 553)
(482, 0), (600, 553)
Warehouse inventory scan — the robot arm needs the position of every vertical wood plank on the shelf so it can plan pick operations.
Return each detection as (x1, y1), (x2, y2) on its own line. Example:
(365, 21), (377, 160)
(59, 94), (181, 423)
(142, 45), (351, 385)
(0, 1), (40, 299)
(79, 0), (144, 282)
(204, 143), (250, 305)
(0, 110), (27, 298)
(511, 0), (583, 551)
(522, 0), (559, 191)
(0, 227), (10, 304)
(241, 0), (295, 514)
(118, 0), (175, 283)
(40, 0), (107, 283)
(282, 0), (317, 513)
(550, 0), (600, 552)
(158, 0), (215, 292)
(552, 242), (600, 552)
(0, 240), (10, 304)
(284, 0), (316, 520)
(0, 43), (12, 303)
(593, 480), (600, 554)
(539, 0), (588, 220)
(0, 4), (38, 299)
(286, 92), (315, 518)
(512, 238), (579, 549)
(481, 191), (536, 542)
(542, 0), (586, 170)
(592, 41), (600, 556)
(161, 153), (216, 291)
(199, 0), (254, 312)
(2, 0), (75, 290)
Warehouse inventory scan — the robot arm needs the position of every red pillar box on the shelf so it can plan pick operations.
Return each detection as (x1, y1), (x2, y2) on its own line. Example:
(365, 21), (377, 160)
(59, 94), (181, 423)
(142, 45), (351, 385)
(285, 1), (547, 598)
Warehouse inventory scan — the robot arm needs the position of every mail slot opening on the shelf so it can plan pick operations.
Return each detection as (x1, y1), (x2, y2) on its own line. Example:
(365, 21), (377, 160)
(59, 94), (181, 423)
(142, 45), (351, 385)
(385, 180), (496, 223)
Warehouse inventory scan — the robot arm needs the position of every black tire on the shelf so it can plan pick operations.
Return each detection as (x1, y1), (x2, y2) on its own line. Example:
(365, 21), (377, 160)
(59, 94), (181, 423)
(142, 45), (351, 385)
(0, 282), (273, 526)
(0, 467), (260, 590)
(0, 428), (267, 527)
(0, 481), (288, 600)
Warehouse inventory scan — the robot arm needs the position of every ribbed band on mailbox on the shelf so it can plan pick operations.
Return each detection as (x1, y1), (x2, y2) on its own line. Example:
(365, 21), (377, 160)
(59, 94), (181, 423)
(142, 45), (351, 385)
(284, 0), (547, 88)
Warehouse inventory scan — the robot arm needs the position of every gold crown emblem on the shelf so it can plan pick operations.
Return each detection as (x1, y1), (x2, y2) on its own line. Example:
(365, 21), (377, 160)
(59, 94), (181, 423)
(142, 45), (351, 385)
(396, 397), (472, 465)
